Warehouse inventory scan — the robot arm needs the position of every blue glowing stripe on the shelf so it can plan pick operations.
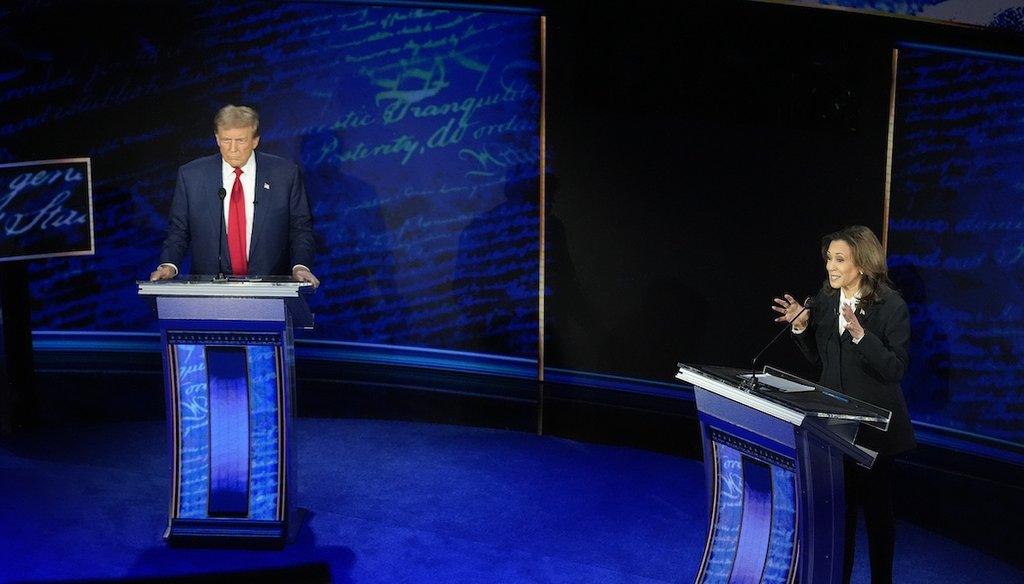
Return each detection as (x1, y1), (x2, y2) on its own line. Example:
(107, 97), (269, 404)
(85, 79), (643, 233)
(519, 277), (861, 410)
(297, 340), (537, 379)
(33, 331), (160, 353)
(898, 42), (1024, 64)
(346, 0), (543, 15)
(913, 422), (1024, 466)
(206, 346), (251, 518)
(545, 367), (695, 399)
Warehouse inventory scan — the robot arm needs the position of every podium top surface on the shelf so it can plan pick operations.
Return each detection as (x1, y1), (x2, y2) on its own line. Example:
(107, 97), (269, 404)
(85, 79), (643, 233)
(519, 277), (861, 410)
(677, 363), (891, 429)
(137, 276), (314, 298)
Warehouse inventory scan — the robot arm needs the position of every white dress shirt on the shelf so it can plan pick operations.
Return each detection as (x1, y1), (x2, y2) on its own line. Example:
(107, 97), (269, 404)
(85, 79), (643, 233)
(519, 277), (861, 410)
(839, 289), (863, 343)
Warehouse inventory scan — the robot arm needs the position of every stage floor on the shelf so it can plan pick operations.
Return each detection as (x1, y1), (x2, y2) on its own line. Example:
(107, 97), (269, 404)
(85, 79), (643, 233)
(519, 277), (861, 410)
(1, 418), (1019, 583)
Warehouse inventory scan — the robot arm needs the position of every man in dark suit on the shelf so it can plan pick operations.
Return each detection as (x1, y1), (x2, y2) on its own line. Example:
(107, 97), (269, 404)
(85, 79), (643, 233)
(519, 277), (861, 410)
(150, 104), (319, 287)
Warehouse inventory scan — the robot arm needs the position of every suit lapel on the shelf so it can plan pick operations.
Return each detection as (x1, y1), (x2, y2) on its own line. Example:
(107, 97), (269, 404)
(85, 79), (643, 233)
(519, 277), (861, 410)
(856, 298), (876, 336)
(250, 152), (268, 263)
(823, 297), (841, 345)
(205, 158), (227, 272)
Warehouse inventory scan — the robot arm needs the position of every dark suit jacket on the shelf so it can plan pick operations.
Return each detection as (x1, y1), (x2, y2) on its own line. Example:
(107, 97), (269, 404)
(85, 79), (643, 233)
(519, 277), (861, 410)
(158, 151), (315, 276)
(792, 286), (917, 456)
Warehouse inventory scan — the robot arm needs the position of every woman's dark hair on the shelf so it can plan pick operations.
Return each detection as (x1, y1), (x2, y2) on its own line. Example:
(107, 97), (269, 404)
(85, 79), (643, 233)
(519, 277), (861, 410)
(819, 225), (896, 306)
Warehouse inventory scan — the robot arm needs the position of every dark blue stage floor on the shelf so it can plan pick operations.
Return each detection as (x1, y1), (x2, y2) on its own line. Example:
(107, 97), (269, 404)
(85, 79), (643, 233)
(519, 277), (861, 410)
(1, 418), (1020, 583)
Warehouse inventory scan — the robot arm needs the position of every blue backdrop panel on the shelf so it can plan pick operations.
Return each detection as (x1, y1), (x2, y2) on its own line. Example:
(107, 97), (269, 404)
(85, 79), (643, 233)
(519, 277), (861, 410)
(2, 0), (542, 359)
(888, 44), (1024, 447)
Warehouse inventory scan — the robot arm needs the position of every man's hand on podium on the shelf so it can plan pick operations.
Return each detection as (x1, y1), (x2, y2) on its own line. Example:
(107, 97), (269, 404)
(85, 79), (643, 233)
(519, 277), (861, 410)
(149, 264), (176, 282)
(292, 266), (320, 289)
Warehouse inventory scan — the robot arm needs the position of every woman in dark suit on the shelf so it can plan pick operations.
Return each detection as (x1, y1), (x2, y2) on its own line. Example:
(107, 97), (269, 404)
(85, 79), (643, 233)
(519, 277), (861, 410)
(772, 225), (915, 584)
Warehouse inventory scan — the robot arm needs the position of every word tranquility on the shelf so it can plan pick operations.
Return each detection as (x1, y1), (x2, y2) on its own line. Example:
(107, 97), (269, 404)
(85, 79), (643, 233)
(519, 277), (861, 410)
(0, 166), (89, 237)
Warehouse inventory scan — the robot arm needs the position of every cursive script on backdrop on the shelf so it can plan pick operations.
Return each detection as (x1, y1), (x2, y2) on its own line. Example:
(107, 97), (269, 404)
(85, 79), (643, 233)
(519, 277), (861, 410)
(0, 159), (93, 261)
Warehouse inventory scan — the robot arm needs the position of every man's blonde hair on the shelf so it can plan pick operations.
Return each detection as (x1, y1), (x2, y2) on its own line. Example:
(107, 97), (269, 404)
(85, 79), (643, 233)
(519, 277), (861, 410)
(214, 104), (260, 136)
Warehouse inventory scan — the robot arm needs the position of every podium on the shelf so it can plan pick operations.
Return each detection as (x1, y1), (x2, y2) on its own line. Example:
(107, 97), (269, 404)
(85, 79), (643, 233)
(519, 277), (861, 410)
(138, 277), (314, 548)
(676, 364), (891, 584)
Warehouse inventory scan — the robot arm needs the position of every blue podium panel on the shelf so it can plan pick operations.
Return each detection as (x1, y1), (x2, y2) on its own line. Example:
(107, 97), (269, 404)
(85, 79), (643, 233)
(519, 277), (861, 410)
(168, 331), (287, 522)
(139, 279), (311, 548)
(697, 411), (800, 584)
(678, 364), (888, 584)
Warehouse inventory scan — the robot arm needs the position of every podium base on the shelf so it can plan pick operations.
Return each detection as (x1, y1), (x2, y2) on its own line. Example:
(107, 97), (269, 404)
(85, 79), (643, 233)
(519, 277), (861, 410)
(164, 507), (310, 549)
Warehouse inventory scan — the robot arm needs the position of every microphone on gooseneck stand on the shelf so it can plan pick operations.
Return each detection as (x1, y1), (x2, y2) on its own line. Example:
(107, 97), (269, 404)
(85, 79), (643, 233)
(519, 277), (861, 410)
(744, 296), (816, 390)
(216, 187), (227, 282)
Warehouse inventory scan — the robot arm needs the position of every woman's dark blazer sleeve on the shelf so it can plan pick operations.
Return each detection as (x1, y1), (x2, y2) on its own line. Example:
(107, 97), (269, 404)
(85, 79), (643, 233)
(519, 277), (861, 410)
(792, 287), (916, 455)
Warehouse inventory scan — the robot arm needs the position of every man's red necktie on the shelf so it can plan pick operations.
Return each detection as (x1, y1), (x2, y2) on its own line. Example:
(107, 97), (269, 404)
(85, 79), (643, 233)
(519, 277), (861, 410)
(228, 167), (248, 275)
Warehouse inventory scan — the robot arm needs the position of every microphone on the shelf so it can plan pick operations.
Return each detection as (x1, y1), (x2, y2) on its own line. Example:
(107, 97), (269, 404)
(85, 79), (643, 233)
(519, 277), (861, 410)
(745, 296), (816, 390)
(216, 187), (227, 281)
